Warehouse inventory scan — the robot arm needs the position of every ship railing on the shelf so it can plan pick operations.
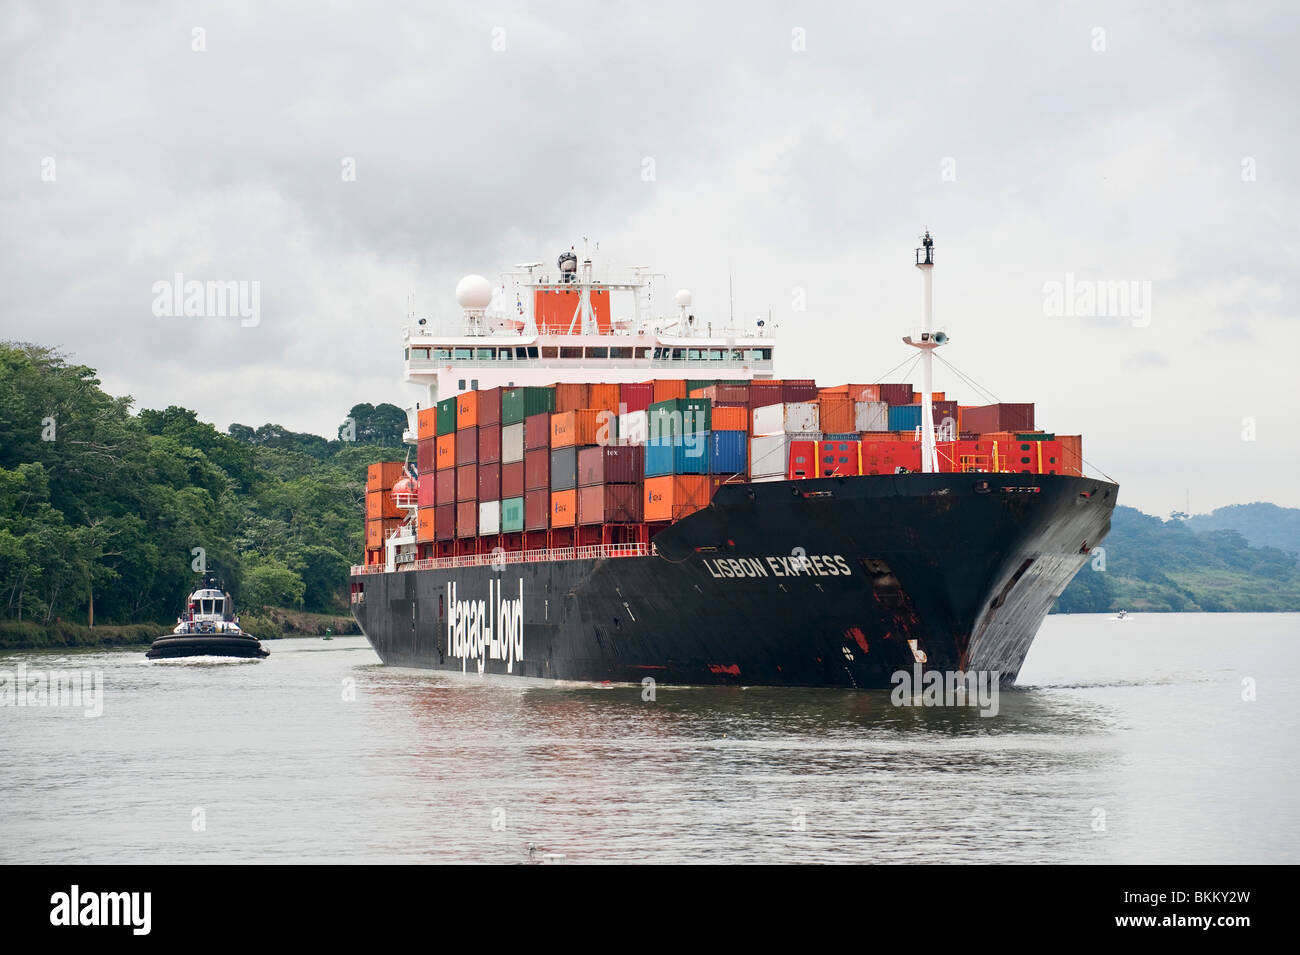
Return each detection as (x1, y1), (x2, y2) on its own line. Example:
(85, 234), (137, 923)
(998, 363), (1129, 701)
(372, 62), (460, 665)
(349, 542), (656, 576)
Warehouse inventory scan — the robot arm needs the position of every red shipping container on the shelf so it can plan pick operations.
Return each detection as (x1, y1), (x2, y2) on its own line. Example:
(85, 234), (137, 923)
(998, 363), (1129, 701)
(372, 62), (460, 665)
(577, 445), (644, 485)
(455, 427), (477, 466)
(697, 383), (750, 405)
(417, 472), (435, 508)
(435, 467), (455, 503)
(787, 440), (817, 480)
(860, 440), (922, 474)
(817, 440), (861, 477)
(524, 448), (550, 490)
(502, 461), (525, 499)
(417, 437), (435, 474)
(365, 517), (402, 549)
(436, 433), (456, 470)
(652, 379), (687, 402)
(817, 397), (855, 434)
(456, 463), (476, 502)
(435, 503), (455, 541)
(782, 379), (818, 403)
(1059, 435), (1083, 477)
(620, 382), (654, 414)
(456, 391), (479, 430)
(962, 402), (1035, 434)
(478, 424), (501, 464)
(876, 383), (914, 406)
(455, 499), (477, 538)
(749, 381), (784, 409)
(551, 489), (577, 527)
(417, 407), (437, 441)
(525, 412), (551, 450)
(416, 507), (436, 543)
(478, 462), (500, 499)
(578, 483), (644, 524)
(554, 383), (590, 413)
(644, 474), (711, 522)
(477, 387), (502, 428)
(524, 488), (549, 530)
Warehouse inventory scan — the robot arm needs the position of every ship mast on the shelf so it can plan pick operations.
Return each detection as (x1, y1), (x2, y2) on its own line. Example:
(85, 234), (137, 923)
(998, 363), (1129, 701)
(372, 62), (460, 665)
(904, 230), (947, 473)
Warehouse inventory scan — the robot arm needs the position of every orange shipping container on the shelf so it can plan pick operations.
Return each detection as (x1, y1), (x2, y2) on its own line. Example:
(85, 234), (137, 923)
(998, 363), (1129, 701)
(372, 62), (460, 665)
(711, 406), (748, 431)
(652, 379), (687, 403)
(553, 383), (590, 413)
(416, 506), (436, 542)
(588, 383), (620, 416)
(417, 407), (437, 441)
(365, 518), (402, 549)
(1059, 435), (1083, 477)
(644, 474), (712, 522)
(551, 489), (577, 527)
(366, 488), (403, 521)
(817, 397), (855, 433)
(367, 461), (405, 491)
(550, 409), (604, 448)
(435, 433), (456, 470)
(456, 391), (479, 430)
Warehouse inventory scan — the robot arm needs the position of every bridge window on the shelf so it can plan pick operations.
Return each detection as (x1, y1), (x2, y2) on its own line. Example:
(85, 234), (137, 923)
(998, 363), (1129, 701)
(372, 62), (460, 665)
(672, 348), (684, 360)
(687, 348), (701, 360)
(560, 347), (582, 359)
(453, 348), (471, 360)
(526, 347), (539, 359)
(634, 347), (649, 358)
(586, 347), (608, 359)
(475, 348), (494, 360)
(433, 348), (452, 360)
(541, 347), (558, 359)
(709, 349), (724, 360)
(609, 347), (631, 359)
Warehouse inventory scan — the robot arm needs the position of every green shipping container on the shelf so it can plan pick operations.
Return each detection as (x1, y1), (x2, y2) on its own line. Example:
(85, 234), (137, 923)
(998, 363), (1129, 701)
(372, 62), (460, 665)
(436, 397), (457, 436)
(1014, 432), (1055, 441)
(648, 397), (711, 439)
(687, 379), (747, 392)
(502, 386), (556, 425)
(501, 496), (525, 532)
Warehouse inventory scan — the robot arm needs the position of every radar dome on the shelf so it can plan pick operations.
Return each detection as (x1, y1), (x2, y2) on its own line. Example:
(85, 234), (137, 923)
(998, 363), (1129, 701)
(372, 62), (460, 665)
(675, 289), (692, 308)
(455, 274), (493, 309)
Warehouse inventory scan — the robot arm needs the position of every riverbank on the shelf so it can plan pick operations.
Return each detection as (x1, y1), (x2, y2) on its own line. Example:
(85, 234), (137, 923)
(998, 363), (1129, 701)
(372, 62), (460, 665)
(0, 607), (361, 650)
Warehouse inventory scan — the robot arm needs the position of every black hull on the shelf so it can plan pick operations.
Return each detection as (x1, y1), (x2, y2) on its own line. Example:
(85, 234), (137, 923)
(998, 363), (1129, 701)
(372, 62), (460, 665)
(352, 473), (1116, 688)
(145, 635), (269, 659)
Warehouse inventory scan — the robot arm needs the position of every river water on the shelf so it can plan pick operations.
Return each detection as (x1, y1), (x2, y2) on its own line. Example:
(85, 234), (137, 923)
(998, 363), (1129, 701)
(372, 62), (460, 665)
(1, 613), (1295, 864)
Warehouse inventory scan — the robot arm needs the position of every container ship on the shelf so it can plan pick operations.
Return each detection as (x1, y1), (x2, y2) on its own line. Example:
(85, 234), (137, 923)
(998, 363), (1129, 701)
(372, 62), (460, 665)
(350, 235), (1117, 688)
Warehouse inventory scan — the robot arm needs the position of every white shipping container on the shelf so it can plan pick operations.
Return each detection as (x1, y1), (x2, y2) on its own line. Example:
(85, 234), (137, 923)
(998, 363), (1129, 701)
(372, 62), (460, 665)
(854, 401), (889, 432)
(501, 422), (525, 463)
(749, 435), (791, 476)
(752, 401), (820, 436)
(478, 500), (501, 535)
(618, 410), (648, 446)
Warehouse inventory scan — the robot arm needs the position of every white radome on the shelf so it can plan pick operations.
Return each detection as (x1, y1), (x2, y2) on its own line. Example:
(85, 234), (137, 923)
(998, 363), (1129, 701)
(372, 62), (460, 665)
(455, 274), (493, 309)
(675, 288), (692, 308)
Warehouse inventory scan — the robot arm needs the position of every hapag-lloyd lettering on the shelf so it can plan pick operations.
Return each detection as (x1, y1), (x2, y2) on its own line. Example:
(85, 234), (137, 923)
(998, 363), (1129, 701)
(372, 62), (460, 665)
(701, 554), (852, 578)
(448, 578), (524, 673)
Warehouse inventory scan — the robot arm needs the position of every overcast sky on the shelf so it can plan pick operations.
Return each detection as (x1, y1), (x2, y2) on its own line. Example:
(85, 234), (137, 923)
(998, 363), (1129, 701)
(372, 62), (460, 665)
(2, 1), (1296, 516)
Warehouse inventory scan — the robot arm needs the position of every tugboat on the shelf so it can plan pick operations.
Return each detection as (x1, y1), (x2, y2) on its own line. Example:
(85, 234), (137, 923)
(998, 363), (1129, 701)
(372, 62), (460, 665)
(146, 576), (269, 660)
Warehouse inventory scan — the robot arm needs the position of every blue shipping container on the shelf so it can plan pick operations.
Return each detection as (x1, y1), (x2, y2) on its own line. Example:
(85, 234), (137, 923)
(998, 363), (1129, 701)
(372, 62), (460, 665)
(645, 435), (711, 476)
(710, 430), (747, 474)
(888, 404), (922, 431)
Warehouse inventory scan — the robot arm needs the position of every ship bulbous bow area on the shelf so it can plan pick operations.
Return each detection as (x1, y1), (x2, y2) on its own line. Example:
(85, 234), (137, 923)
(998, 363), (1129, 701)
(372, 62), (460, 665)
(351, 472), (1115, 689)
